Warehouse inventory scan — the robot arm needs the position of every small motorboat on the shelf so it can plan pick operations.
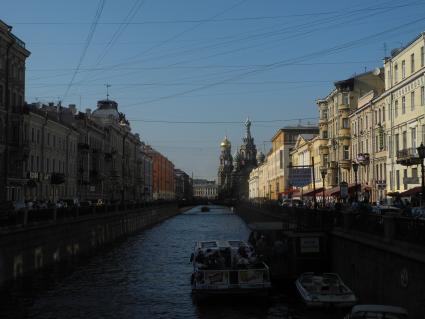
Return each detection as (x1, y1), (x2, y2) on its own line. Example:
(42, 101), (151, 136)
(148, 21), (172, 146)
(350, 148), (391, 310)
(201, 206), (210, 212)
(295, 272), (357, 308)
(344, 305), (408, 318)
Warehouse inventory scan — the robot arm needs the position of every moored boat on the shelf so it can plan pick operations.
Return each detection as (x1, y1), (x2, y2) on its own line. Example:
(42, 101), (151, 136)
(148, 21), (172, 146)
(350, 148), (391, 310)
(190, 240), (271, 297)
(295, 272), (357, 308)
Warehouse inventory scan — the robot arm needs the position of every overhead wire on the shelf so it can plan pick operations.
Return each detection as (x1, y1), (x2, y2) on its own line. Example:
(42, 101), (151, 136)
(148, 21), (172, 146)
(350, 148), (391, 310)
(62, 0), (105, 100)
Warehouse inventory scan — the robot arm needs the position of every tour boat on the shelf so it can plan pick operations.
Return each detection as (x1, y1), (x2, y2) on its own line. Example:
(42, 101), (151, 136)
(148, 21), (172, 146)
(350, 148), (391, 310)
(190, 240), (271, 296)
(344, 305), (408, 319)
(295, 272), (357, 308)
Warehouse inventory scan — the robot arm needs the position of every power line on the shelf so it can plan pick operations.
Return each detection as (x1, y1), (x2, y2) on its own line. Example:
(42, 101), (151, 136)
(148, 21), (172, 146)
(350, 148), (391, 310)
(126, 117), (319, 124)
(62, 0), (105, 100)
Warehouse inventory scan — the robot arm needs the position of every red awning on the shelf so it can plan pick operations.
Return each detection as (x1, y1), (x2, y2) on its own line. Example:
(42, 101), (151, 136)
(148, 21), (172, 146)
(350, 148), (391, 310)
(303, 187), (324, 197)
(399, 186), (422, 197)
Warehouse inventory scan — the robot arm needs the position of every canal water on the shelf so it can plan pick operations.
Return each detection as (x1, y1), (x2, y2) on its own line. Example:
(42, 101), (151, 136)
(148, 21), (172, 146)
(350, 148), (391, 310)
(1, 206), (344, 319)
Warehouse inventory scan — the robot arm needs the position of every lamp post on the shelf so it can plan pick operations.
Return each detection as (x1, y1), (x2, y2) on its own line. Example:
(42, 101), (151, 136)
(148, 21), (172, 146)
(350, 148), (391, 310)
(321, 168), (327, 208)
(352, 161), (359, 202)
(417, 142), (425, 205)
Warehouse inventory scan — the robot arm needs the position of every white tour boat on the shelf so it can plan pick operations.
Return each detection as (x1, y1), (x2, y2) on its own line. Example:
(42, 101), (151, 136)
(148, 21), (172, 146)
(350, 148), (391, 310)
(344, 305), (408, 319)
(295, 272), (357, 308)
(190, 240), (271, 296)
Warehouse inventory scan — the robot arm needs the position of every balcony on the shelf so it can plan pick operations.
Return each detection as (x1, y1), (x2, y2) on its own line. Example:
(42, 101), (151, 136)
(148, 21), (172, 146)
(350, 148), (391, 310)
(396, 148), (422, 166)
(403, 176), (420, 185)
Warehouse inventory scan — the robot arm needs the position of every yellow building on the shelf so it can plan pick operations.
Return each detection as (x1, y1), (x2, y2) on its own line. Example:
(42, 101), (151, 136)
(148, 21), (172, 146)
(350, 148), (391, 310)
(317, 71), (385, 194)
(383, 32), (425, 199)
(289, 135), (327, 200)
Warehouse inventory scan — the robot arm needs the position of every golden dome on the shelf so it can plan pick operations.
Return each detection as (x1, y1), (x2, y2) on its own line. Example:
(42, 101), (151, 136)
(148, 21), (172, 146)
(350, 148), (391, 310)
(220, 136), (231, 148)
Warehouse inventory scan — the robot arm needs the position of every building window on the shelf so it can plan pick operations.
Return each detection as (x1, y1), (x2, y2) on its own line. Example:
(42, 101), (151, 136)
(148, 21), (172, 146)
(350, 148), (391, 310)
(411, 127), (416, 149)
(322, 130), (328, 138)
(31, 155), (34, 171)
(395, 134), (399, 153)
(402, 131), (407, 150)
(411, 53), (415, 73)
(421, 46), (424, 67)
(403, 169), (407, 190)
(411, 91), (415, 111)
(342, 118), (349, 128)
(395, 100), (398, 117)
(47, 133), (50, 146)
(401, 60), (406, 79)
(342, 93), (349, 105)
(394, 64), (398, 83)
(31, 128), (34, 142)
(402, 96), (406, 114)
(396, 170), (400, 190)
(343, 145), (349, 160)
(421, 86), (424, 106)
(279, 150), (283, 169)
(382, 107), (385, 122)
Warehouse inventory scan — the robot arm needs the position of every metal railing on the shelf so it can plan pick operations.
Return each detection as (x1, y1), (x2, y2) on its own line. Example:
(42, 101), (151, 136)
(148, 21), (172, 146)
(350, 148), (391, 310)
(0, 201), (176, 229)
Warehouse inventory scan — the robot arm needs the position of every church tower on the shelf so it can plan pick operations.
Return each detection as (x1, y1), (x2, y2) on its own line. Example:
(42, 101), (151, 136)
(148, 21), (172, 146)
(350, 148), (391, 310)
(217, 136), (233, 195)
(239, 118), (257, 167)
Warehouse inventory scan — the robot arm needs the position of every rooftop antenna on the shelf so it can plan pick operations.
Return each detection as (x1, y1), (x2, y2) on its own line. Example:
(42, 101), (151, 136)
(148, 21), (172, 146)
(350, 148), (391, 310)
(105, 83), (111, 100)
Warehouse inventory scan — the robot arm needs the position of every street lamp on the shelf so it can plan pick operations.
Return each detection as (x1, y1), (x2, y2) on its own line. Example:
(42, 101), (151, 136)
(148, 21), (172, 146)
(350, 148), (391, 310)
(417, 142), (425, 205)
(352, 161), (359, 202)
(321, 167), (327, 208)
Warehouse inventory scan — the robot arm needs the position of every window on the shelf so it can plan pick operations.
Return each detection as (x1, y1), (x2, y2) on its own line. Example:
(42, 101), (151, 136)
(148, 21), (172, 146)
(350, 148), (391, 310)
(411, 53), (415, 73)
(383, 107), (385, 122)
(343, 145), (349, 160)
(421, 46), (424, 67)
(395, 100), (398, 117)
(342, 93), (349, 105)
(323, 154), (329, 167)
(37, 130), (40, 144)
(412, 167), (418, 179)
(279, 150), (283, 169)
(402, 131), (407, 149)
(402, 96), (406, 114)
(411, 127), (416, 149)
(36, 156), (39, 171)
(401, 60), (406, 79)
(411, 91), (415, 111)
(396, 170), (400, 190)
(31, 155), (34, 171)
(394, 64), (398, 83)
(421, 86), (424, 106)
(342, 118), (349, 128)
(53, 136), (56, 148)
(378, 109), (381, 123)
(31, 128), (34, 142)
(47, 133), (50, 146)
(395, 134), (399, 153)
(403, 169), (407, 190)
(322, 130), (328, 138)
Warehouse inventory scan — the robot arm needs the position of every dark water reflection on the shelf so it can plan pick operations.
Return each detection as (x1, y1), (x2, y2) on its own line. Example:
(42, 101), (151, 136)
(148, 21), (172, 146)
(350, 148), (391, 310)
(1, 206), (344, 319)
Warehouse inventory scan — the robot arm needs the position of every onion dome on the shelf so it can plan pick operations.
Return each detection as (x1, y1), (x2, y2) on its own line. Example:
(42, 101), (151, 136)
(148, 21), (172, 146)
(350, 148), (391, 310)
(220, 136), (231, 148)
(256, 151), (265, 164)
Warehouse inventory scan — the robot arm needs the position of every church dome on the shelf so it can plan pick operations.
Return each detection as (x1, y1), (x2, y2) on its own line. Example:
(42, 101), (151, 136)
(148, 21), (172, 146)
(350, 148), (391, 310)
(220, 136), (231, 148)
(256, 151), (265, 164)
(92, 99), (119, 119)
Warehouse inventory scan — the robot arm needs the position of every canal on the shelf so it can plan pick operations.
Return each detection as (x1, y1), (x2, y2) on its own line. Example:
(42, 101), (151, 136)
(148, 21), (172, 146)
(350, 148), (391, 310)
(1, 206), (344, 319)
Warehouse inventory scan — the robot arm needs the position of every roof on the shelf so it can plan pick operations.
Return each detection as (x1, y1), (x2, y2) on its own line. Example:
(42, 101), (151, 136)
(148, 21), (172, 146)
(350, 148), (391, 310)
(351, 305), (408, 315)
(196, 240), (248, 250)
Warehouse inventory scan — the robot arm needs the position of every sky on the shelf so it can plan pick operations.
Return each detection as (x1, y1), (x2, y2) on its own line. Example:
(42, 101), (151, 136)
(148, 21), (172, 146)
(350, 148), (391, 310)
(3, 0), (425, 180)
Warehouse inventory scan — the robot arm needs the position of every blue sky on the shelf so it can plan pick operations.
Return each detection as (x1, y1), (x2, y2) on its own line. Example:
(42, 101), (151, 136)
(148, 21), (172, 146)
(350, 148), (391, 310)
(3, 0), (425, 180)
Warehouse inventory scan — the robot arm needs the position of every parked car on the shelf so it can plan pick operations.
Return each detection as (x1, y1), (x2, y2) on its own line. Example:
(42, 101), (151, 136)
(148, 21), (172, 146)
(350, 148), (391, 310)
(281, 199), (303, 208)
(344, 304), (408, 319)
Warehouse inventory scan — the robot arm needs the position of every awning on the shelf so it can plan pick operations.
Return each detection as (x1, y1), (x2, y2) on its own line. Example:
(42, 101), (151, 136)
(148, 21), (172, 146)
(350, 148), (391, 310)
(387, 191), (400, 197)
(399, 186), (422, 197)
(303, 187), (324, 197)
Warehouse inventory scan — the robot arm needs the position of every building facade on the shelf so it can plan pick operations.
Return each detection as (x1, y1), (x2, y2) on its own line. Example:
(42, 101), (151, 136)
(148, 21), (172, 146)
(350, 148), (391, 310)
(146, 146), (175, 200)
(217, 136), (233, 198)
(0, 20), (31, 201)
(193, 179), (218, 199)
(174, 168), (192, 200)
(384, 33), (425, 199)
(317, 71), (385, 192)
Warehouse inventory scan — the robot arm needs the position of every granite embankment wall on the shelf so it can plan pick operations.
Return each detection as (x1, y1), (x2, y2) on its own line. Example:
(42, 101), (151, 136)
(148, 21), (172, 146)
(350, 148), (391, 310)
(236, 203), (425, 318)
(0, 204), (181, 286)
